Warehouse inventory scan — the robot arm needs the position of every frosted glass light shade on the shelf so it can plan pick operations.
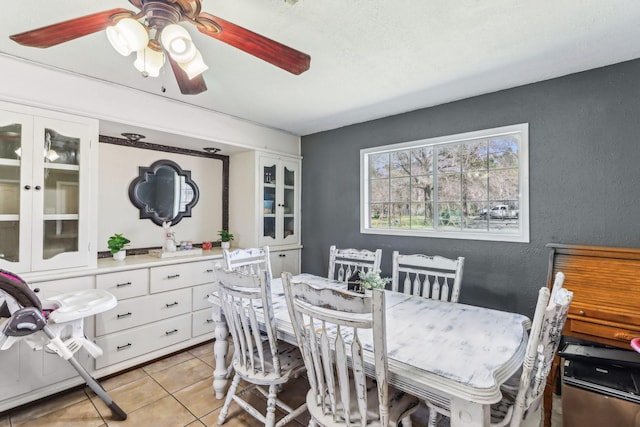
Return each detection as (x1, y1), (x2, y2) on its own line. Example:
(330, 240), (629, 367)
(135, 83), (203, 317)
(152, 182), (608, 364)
(107, 18), (149, 56)
(178, 49), (208, 79)
(161, 24), (196, 63)
(134, 47), (165, 77)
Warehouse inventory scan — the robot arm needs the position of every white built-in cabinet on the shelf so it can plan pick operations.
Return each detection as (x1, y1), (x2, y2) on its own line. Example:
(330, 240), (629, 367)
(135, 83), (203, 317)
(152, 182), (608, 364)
(270, 248), (300, 279)
(258, 154), (300, 247)
(0, 275), (94, 404)
(230, 151), (301, 275)
(0, 102), (97, 273)
(0, 254), (222, 412)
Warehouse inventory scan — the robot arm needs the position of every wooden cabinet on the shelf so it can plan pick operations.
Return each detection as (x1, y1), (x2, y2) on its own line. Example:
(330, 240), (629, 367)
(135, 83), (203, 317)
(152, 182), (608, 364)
(546, 243), (640, 348)
(543, 243), (640, 427)
(0, 102), (98, 273)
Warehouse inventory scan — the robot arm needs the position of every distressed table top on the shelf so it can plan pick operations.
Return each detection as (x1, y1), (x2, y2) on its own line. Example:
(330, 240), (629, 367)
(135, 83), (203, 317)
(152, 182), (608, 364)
(268, 273), (531, 404)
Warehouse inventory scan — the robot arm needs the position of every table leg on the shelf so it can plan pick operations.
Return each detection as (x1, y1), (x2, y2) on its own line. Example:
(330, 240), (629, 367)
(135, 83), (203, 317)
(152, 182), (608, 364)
(211, 304), (229, 399)
(449, 397), (490, 427)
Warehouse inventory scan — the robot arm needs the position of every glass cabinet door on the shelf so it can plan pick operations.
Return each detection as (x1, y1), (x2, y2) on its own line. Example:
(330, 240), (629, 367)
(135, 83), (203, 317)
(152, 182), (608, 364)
(0, 111), (32, 271)
(281, 164), (296, 243)
(262, 161), (277, 243)
(31, 117), (90, 271)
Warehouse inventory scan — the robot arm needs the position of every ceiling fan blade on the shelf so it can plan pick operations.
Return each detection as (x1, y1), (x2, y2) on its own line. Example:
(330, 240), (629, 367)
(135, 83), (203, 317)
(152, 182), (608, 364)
(196, 12), (310, 75)
(10, 8), (134, 48)
(167, 56), (207, 95)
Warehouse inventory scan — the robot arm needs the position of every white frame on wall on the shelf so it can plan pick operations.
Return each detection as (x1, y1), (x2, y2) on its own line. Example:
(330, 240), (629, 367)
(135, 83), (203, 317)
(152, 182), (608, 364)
(360, 123), (530, 243)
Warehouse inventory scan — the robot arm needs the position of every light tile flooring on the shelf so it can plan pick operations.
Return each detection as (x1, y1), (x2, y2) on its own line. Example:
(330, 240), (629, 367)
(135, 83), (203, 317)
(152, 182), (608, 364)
(0, 340), (564, 427)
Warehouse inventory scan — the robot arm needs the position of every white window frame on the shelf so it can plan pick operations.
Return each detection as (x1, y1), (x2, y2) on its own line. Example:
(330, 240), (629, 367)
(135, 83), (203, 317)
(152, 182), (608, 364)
(360, 123), (529, 243)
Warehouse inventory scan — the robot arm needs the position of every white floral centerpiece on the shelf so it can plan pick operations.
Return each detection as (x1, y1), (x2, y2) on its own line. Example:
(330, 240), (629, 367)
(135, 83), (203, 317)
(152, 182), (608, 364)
(357, 269), (391, 291)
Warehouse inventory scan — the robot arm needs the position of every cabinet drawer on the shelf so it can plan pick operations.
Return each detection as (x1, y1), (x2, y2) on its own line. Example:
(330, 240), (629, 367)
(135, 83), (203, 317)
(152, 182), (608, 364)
(96, 288), (191, 336)
(95, 314), (191, 369)
(150, 263), (196, 293)
(96, 269), (148, 300)
(567, 318), (640, 345)
(35, 276), (93, 301)
(192, 308), (215, 337)
(192, 283), (216, 311)
(191, 260), (219, 286)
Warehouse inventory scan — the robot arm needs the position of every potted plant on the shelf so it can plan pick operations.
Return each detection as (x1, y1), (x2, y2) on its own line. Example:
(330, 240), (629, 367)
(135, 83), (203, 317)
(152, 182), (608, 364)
(108, 233), (130, 261)
(354, 269), (390, 293)
(218, 229), (234, 250)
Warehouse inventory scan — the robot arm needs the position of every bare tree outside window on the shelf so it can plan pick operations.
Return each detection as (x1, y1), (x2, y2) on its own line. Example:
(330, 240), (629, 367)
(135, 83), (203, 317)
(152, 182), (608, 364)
(361, 124), (529, 242)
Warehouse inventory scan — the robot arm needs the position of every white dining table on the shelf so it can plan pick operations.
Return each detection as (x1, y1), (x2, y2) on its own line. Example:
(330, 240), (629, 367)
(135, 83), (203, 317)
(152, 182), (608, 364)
(208, 272), (531, 427)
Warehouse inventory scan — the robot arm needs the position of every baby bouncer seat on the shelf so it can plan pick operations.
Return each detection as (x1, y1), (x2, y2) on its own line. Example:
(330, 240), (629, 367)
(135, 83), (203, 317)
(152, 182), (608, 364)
(0, 269), (126, 420)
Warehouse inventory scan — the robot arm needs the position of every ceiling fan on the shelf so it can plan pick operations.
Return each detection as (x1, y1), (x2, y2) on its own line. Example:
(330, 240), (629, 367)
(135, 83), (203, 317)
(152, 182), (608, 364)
(9, 0), (311, 95)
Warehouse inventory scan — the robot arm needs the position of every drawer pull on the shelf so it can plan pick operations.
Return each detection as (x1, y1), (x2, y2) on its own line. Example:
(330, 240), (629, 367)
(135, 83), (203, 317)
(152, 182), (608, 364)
(578, 310), (586, 316)
(206, 319), (214, 323)
(206, 269), (214, 273)
(116, 282), (132, 288)
(167, 274), (180, 279)
(279, 254), (286, 258)
(165, 329), (179, 336)
(117, 312), (132, 319)
(117, 343), (132, 351)
(165, 301), (179, 308)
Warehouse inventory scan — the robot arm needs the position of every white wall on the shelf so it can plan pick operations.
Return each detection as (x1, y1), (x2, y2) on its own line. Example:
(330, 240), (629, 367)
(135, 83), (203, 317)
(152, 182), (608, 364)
(97, 143), (222, 251)
(0, 54), (300, 155)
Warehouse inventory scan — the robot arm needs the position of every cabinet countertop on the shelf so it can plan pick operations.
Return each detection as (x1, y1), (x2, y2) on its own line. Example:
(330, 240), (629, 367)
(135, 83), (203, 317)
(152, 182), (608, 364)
(22, 249), (225, 284)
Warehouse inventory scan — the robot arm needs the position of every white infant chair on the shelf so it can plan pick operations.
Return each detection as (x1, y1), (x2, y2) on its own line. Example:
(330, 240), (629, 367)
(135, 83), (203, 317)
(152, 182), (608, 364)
(0, 269), (127, 420)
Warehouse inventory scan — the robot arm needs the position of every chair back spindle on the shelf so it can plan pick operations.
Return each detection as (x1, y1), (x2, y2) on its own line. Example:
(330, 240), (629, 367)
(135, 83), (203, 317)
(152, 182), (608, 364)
(283, 272), (418, 427)
(328, 245), (382, 283)
(223, 246), (273, 280)
(391, 252), (464, 302)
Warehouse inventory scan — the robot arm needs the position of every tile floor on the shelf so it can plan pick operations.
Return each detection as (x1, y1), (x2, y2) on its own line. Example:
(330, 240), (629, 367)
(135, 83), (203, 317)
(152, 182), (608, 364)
(0, 340), (564, 427)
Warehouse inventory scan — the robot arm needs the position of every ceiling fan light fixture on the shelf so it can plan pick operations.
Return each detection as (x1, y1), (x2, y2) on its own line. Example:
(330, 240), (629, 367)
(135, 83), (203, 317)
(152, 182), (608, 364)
(106, 18), (149, 56)
(161, 24), (197, 63)
(178, 49), (208, 79)
(134, 47), (165, 77)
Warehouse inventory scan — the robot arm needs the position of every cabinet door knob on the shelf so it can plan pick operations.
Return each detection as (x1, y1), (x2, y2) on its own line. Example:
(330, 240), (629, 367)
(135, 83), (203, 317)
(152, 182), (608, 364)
(24, 185), (31, 190)
(34, 185), (42, 190)
(578, 310), (585, 316)
(279, 254), (286, 257)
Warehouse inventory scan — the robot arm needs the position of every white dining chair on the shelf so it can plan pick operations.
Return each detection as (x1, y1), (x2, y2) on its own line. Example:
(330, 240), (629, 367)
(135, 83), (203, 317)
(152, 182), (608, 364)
(216, 269), (307, 427)
(433, 272), (573, 427)
(223, 246), (273, 280)
(391, 251), (465, 302)
(327, 245), (382, 282)
(282, 272), (419, 427)
(391, 251), (464, 426)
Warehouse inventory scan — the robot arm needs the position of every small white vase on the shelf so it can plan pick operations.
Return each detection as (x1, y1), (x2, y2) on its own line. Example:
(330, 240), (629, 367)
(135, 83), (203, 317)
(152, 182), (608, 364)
(113, 250), (126, 261)
(221, 241), (230, 250)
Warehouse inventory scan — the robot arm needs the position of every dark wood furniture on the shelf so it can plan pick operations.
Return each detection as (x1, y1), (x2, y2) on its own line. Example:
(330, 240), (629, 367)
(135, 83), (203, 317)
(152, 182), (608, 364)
(544, 243), (640, 426)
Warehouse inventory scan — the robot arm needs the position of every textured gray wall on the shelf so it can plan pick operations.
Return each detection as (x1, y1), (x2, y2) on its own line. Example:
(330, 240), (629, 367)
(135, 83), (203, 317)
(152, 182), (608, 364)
(300, 58), (640, 316)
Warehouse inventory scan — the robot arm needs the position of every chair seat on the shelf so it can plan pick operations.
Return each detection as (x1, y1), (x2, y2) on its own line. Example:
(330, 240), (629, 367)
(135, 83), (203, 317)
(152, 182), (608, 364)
(306, 378), (419, 427)
(233, 340), (306, 385)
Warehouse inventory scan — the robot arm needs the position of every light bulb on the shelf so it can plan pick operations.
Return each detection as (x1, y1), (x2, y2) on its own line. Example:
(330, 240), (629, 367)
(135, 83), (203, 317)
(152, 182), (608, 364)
(107, 18), (149, 56)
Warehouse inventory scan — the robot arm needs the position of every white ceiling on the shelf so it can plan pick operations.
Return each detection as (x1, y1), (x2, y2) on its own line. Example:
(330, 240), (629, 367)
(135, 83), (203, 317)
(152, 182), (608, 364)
(2, 0), (640, 142)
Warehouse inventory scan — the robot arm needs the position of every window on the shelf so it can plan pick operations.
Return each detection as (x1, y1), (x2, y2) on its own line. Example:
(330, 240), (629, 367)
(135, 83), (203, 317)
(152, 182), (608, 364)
(360, 123), (529, 242)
